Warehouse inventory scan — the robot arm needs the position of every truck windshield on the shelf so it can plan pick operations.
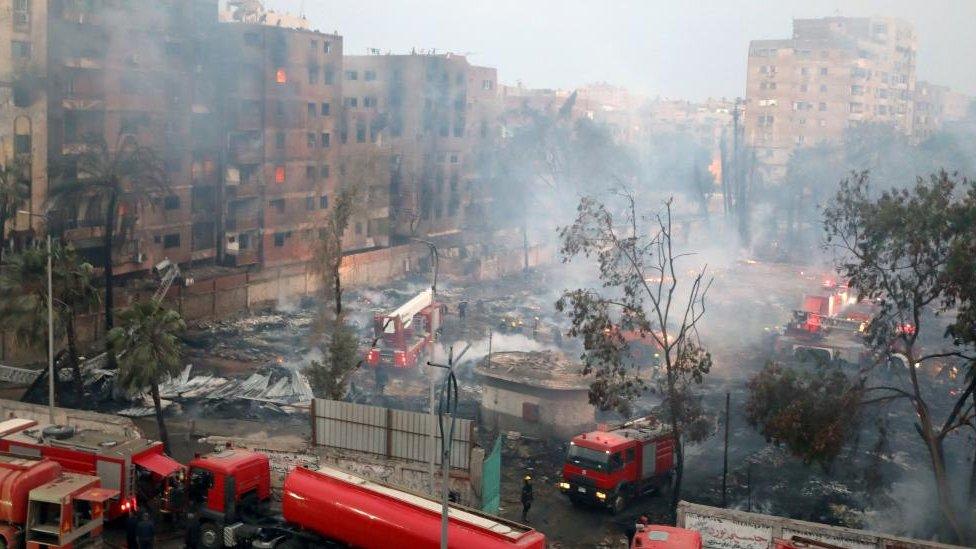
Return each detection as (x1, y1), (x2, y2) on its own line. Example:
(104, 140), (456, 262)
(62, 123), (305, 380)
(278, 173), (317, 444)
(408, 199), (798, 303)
(566, 445), (610, 471)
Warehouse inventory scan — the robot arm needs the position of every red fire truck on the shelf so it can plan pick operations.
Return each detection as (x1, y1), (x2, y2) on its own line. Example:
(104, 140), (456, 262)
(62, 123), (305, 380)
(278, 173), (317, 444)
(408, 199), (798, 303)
(366, 288), (446, 369)
(0, 453), (116, 549)
(631, 525), (702, 549)
(559, 416), (675, 513)
(0, 419), (184, 520)
(186, 448), (547, 548)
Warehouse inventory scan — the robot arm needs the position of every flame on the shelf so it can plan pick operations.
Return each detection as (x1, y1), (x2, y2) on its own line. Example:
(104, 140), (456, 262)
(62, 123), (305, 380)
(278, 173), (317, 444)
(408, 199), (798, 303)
(708, 153), (721, 183)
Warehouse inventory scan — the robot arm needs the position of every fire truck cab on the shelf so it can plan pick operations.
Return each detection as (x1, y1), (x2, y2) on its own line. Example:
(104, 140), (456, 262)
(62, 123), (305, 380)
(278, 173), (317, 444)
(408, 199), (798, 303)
(560, 416), (675, 513)
(187, 449), (271, 548)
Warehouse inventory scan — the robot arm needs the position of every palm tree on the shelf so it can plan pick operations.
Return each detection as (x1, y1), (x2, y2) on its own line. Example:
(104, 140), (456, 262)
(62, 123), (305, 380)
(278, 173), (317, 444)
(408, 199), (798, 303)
(0, 243), (99, 396)
(107, 301), (184, 453)
(48, 134), (168, 332)
(52, 245), (100, 389)
(0, 161), (29, 264)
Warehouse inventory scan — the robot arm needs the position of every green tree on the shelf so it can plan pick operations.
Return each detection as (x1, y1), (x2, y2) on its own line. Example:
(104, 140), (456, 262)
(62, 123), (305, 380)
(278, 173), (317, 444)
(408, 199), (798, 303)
(754, 171), (976, 542)
(0, 162), (29, 264)
(0, 243), (98, 392)
(48, 135), (168, 333)
(107, 301), (185, 454)
(556, 193), (712, 519)
(306, 323), (359, 400)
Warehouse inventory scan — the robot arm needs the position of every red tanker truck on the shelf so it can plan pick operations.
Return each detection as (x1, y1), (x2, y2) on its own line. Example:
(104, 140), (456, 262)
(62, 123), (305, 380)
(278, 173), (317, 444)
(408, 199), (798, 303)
(559, 416), (675, 513)
(186, 448), (546, 548)
(0, 453), (116, 549)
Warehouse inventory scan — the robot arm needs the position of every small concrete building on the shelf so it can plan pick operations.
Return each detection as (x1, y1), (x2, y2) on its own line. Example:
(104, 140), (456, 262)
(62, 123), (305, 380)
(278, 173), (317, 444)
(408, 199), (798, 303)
(475, 351), (595, 440)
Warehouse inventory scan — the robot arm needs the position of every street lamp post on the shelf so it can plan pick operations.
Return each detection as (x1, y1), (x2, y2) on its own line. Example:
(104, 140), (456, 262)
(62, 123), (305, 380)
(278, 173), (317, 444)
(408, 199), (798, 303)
(19, 211), (55, 424)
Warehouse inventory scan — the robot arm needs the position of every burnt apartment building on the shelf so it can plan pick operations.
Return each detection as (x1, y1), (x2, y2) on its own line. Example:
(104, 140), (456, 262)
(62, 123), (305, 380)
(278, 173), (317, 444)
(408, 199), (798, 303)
(0, 0), (48, 241)
(213, 21), (344, 267)
(744, 17), (918, 180)
(342, 53), (499, 242)
(42, 0), (222, 275)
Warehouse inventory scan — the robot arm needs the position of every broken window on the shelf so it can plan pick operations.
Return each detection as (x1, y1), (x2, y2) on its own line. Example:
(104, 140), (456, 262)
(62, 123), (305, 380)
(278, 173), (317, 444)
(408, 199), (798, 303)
(321, 102), (330, 116)
(323, 41), (332, 54)
(321, 132), (330, 148)
(274, 166), (285, 183)
(320, 195), (328, 208)
(269, 198), (285, 212)
(273, 232), (287, 247)
(276, 68), (287, 84)
(163, 233), (181, 249)
(307, 132), (316, 148)
(14, 133), (30, 155)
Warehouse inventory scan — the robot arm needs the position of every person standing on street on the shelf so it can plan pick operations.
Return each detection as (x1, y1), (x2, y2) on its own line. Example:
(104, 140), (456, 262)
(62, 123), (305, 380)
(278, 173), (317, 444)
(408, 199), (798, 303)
(185, 510), (200, 549)
(520, 475), (534, 523)
(125, 510), (139, 549)
(136, 511), (155, 549)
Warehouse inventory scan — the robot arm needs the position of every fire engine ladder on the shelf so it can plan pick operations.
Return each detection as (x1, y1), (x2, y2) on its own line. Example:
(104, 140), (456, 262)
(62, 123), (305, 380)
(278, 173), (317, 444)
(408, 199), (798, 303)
(153, 261), (181, 303)
(801, 312), (864, 332)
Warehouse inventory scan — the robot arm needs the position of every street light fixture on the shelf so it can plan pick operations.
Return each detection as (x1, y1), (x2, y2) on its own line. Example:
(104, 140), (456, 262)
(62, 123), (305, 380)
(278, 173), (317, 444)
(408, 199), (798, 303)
(18, 210), (55, 424)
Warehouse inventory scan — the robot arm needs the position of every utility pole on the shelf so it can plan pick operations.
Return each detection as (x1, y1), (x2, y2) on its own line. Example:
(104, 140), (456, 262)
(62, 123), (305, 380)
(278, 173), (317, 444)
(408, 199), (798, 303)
(722, 392), (730, 508)
(428, 342), (469, 549)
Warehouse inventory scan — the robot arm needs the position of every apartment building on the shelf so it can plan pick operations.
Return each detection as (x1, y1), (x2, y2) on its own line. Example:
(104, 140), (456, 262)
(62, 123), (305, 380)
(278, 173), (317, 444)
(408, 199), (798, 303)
(213, 22), (344, 268)
(45, 0), (222, 275)
(745, 17), (917, 180)
(342, 53), (499, 242)
(913, 81), (971, 141)
(0, 0), (47, 238)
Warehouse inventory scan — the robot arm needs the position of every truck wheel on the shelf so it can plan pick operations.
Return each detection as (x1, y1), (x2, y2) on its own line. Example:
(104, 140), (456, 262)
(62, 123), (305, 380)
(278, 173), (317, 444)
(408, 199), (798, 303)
(610, 493), (627, 515)
(200, 523), (221, 549)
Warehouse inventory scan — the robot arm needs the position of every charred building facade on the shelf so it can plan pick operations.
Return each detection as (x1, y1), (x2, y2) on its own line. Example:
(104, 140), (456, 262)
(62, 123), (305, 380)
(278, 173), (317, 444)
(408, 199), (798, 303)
(342, 53), (500, 242)
(745, 17), (918, 180)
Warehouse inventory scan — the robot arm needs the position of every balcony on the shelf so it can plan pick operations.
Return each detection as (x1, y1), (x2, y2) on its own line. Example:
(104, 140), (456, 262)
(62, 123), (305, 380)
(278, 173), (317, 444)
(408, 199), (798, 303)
(225, 215), (261, 232)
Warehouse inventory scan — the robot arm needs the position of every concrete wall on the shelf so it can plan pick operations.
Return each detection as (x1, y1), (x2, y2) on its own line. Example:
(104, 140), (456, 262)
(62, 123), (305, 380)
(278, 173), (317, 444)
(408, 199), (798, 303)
(0, 398), (141, 438)
(676, 501), (966, 549)
(480, 380), (595, 440)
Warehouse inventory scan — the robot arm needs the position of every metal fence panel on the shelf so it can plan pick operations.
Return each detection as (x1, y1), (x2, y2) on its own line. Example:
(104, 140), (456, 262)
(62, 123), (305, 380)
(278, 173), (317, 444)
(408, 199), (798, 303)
(312, 398), (472, 471)
(481, 437), (501, 514)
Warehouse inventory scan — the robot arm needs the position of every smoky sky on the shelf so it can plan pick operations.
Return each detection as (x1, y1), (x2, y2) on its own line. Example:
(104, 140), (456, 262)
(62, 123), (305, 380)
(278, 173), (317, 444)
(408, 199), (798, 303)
(264, 0), (975, 100)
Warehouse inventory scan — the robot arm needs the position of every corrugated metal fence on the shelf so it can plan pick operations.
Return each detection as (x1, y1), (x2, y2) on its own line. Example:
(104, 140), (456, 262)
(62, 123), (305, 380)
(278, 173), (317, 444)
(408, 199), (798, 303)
(311, 398), (474, 470)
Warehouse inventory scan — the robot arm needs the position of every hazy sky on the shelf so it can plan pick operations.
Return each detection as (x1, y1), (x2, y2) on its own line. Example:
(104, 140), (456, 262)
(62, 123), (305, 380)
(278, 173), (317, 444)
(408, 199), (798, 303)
(267, 0), (976, 100)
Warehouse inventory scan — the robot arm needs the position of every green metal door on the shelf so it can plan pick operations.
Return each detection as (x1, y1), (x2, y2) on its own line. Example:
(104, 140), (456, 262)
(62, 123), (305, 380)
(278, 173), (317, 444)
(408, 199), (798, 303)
(481, 437), (501, 514)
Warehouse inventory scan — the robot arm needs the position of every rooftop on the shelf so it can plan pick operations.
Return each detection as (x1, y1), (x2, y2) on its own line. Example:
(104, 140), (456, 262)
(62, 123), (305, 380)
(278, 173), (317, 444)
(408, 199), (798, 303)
(475, 351), (590, 390)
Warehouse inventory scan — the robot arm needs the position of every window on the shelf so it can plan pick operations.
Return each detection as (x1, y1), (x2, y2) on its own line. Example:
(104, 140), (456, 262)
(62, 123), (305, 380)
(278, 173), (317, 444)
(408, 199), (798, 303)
(818, 119), (827, 127)
(800, 67), (809, 76)
(849, 102), (864, 114)
(522, 402), (539, 422)
(609, 453), (623, 472)
(307, 102), (316, 118)
(308, 67), (319, 84)
(269, 198), (285, 213)
(819, 102), (827, 111)
(320, 165), (330, 178)
(625, 448), (635, 462)
(320, 195), (328, 208)
(450, 154), (459, 164)
(306, 196), (315, 210)
(275, 132), (285, 149)
(757, 115), (774, 126)
(355, 222), (362, 235)
(320, 102), (330, 116)
(851, 85), (864, 96)
(364, 70), (376, 81)
(275, 101), (284, 117)
(819, 67), (828, 76)
(163, 234), (181, 249)
(14, 134), (30, 155)
(324, 67), (335, 84)
(274, 165), (285, 183)
(795, 135), (805, 145)
(819, 84), (827, 93)
(276, 68), (287, 84)
(244, 32), (259, 46)
(321, 132), (330, 148)
(482, 79), (493, 90)
(799, 84), (808, 92)
(310, 39), (318, 50)
(11, 41), (30, 60)
(307, 132), (316, 148)
(164, 195), (180, 210)
(306, 165), (316, 180)
(345, 70), (358, 81)
(273, 232), (287, 247)
(323, 41), (332, 54)
(356, 121), (366, 143)
(344, 97), (358, 108)
(363, 96), (377, 108)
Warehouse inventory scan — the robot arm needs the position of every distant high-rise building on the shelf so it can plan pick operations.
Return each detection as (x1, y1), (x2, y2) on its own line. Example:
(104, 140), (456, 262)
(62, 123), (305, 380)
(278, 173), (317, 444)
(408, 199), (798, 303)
(744, 17), (918, 180)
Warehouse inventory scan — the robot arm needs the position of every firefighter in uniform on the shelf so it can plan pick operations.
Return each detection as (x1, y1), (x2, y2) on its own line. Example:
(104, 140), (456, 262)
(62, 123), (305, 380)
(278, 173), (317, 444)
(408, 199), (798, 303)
(520, 475), (533, 522)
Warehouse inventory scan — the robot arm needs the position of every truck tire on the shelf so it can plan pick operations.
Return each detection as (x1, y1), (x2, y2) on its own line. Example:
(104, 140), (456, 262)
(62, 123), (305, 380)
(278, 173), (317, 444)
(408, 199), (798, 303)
(200, 522), (221, 549)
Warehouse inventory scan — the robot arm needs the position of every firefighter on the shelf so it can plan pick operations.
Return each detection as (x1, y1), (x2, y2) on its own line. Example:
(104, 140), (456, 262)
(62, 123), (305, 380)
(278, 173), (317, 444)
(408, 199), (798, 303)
(125, 509), (139, 549)
(520, 475), (533, 523)
(136, 511), (155, 549)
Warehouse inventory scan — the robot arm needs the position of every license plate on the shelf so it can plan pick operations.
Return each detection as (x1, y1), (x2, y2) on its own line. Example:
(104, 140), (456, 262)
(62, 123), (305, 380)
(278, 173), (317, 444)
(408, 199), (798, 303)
(577, 487), (586, 493)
